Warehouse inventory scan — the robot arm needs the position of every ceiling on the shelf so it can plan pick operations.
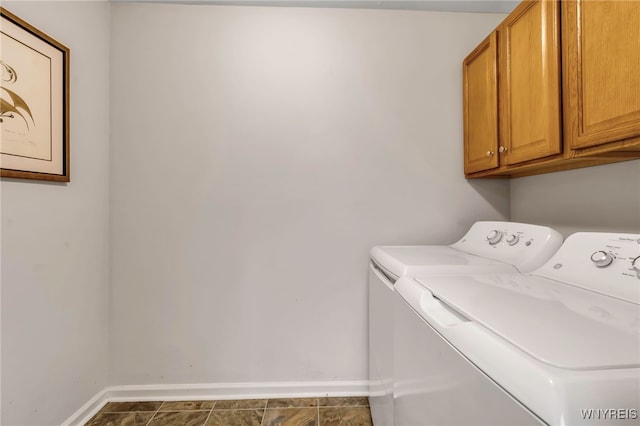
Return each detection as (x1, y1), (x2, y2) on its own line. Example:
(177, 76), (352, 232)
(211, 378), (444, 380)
(113, 0), (519, 14)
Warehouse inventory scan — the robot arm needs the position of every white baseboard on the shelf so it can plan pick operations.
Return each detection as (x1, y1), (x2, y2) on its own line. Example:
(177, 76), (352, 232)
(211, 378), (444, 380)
(106, 380), (370, 401)
(61, 388), (109, 426)
(62, 380), (370, 426)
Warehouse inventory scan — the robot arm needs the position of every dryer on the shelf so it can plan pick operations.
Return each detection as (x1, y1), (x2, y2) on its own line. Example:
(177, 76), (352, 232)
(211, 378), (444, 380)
(368, 221), (563, 426)
(394, 232), (640, 425)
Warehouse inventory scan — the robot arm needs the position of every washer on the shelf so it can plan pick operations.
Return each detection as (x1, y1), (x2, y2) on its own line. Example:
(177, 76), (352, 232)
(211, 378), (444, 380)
(368, 221), (563, 426)
(394, 232), (640, 425)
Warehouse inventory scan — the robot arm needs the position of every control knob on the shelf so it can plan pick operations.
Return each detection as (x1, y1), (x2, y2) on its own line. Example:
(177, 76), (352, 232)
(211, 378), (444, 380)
(590, 251), (614, 268)
(487, 230), (503, 245)
(632, 256), (640, 278)
(506, 234), (520, 246)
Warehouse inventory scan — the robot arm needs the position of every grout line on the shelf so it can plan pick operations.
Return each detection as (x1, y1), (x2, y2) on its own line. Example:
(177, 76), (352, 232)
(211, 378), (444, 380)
(265, 406), (316, 409)
(211, 407), (270, 411)
(259, 402), (266, 426)
(214, 408), (264, 410)
(156, 409), (212, 411)
(263, 406), (319, 410)
(144, 405), (163, 426)
(260, 399), (268, 426)
(318, 405), (370, 408)
(202, 403), (215, 426)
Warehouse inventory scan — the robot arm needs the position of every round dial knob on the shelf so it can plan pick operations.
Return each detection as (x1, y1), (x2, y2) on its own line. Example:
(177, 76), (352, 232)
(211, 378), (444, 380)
(506, 234), (520, 246)
(632, 256), (640, 278)
(487, 230), (503, 245)
(591, 251), (615, 268)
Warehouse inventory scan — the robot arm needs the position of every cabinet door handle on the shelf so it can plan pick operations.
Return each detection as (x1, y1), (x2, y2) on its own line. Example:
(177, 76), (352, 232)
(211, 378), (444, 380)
(486, 151), (495, 156)
(499, 146), (508, 153)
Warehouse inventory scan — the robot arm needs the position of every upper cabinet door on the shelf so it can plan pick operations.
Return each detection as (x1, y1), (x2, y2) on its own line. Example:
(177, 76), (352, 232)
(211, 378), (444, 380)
(499, 0), (562, 165)
(563, 0), (640, 149)
(463, 32), (499, 175)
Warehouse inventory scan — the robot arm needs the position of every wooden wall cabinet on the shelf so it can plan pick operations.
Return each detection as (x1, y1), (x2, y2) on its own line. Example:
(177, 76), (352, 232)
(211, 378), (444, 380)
(563, 0), (640, 156)
(464, 0), (640, 178)
(499, 0), (562, 166)
(463, 33), (499, 174)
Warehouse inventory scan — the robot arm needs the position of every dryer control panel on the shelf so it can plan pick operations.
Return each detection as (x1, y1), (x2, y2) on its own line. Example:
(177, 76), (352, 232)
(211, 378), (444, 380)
(451, 221), (563, 273)
(534, 232), (640, 305)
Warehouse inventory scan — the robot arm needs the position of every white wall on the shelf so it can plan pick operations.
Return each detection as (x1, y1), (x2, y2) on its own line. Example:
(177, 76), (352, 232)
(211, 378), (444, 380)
(511, 160), (640, 236)
(109, 3), (508, 387)
(0, 2), (110, 425)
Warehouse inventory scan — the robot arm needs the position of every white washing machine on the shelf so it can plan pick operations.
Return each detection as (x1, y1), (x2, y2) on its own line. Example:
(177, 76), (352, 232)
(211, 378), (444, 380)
(368, 221), (563, 426)
(394, 232), (640, 426)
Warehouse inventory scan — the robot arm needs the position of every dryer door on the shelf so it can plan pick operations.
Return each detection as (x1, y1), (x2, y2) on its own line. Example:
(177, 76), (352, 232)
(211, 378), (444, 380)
(393, 277), (543, 426)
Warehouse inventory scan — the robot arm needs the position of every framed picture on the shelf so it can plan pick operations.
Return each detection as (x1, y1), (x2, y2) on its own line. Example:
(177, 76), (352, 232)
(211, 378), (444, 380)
(0, 7), (70, 182)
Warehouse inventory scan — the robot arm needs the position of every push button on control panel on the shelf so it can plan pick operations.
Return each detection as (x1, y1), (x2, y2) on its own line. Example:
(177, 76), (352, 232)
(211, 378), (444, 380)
(590, 250), (615, 268)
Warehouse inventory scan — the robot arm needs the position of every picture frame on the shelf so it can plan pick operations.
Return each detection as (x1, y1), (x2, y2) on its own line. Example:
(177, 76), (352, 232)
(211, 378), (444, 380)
(0, 7), (70, 182)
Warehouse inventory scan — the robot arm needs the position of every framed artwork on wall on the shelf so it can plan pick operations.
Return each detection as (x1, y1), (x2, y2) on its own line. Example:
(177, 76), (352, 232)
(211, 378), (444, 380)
(0, 7), (70, 182)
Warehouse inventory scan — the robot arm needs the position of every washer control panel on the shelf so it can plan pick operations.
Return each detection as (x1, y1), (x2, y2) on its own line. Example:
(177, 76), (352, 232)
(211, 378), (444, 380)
(486, 230), (522, 246)
(451, 222), (563, 273)
(535, 233), (640, 304)
(481, 227), (540, 249)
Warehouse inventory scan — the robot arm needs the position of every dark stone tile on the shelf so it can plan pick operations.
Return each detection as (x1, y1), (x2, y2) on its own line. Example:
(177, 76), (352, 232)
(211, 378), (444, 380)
(84, 412), (153, 426)
(319, 407), (373, 426)
(263, 408), (318, 426)
(318, 397), (369, 407)
(205, 409), (264, 426)
(267, 398), (319, 408)
(159, 400), (215, 411)
(100, 401), (163, 413)
(213, 399), (267, 410)
(148, 411), (209, 426)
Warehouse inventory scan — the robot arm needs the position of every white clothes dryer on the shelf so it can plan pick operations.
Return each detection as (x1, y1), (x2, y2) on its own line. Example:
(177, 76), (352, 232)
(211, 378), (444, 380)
(369, 221), (563, 426)
(394, 232), (640, 426)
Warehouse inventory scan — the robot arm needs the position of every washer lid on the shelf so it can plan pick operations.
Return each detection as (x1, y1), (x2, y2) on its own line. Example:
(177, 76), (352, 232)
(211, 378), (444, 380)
(415, 273), (640, 370)
(370, 246), (511, 278)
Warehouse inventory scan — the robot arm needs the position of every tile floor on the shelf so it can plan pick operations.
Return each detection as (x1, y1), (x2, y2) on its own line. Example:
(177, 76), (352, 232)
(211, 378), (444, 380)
(85, 397), (373, 426)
